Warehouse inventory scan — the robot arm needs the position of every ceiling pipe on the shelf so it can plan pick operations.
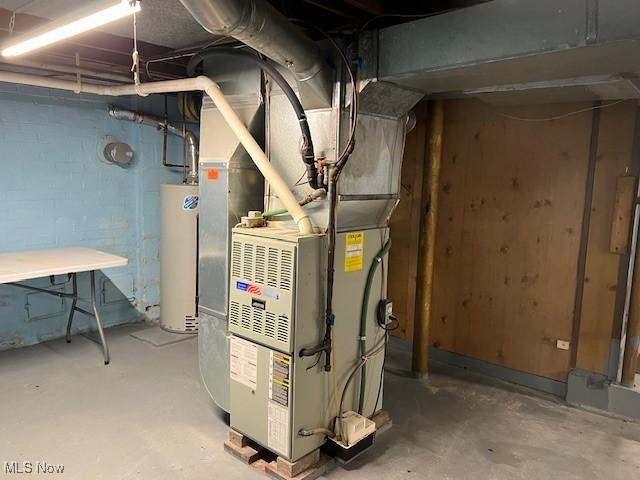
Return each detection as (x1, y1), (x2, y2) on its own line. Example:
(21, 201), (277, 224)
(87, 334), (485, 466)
(0, 71), (313, 235)
(178, 0), (333, 109)
(108, 105), (199, 184)
(1, 59), (133, 84)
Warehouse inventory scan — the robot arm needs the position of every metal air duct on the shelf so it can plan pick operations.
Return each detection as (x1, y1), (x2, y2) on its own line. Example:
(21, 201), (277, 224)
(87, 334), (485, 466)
(178, 0), (333, 109)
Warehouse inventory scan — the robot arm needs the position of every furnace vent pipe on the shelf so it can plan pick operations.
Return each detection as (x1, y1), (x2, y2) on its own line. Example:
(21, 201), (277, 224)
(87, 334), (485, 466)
(108, 106), (199, 184)
(178, 0), (333, 109)
(0, 71), (313, 235)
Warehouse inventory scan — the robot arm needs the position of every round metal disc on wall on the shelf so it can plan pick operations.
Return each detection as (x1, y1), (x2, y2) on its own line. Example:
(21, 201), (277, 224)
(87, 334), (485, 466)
(97, 135), (134, 166)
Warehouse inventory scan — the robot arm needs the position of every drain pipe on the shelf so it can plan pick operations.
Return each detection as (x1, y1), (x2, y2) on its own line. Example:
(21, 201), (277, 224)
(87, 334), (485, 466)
(108, 105), (199, 184)
(0, 71), (313, 235)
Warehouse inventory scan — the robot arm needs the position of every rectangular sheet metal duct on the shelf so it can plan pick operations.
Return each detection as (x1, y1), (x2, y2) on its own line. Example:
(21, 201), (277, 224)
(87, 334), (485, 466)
(378, 0), (640, 98)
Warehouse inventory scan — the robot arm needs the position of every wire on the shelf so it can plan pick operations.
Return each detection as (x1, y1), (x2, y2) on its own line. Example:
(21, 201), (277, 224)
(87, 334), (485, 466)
(372, 333), (388, 416)
(131, 8), (140, 87)
(144, 38), (234, 80)
(493, 100), (627, 122)
(334, 337), (386, 436)
(331, 328), (340, 426)
(290, 20), (359, 169)
(292, 170), (307, 188)
(306, 352), (322, 371)
(187, 47), (322, 190)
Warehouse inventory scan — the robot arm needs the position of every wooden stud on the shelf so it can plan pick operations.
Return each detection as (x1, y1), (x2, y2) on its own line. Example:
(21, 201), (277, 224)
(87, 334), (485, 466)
(228, 429), (249, 448)
(609, 176), (637, 255)
(275, 449), (320, 478)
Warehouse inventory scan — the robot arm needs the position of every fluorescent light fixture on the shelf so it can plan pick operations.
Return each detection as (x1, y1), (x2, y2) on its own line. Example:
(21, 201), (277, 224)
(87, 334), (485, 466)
(2, 0), (141, 57)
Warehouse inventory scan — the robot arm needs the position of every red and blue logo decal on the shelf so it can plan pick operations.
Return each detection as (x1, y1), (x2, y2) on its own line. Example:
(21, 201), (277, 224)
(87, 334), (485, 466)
(236, 281), (262, 295)
(236, 281), (280, 300)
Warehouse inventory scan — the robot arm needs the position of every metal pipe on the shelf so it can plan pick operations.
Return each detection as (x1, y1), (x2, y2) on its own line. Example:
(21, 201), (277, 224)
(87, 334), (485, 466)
(1, 58), (133, 84)
(0, 71), (313, 235)
(108, 105), (199, 183)
(412, 100), (444, 376)
(262, 189), (326, 218)
(621, 187), (640, 387)
(299, 164), (335, 368)
(8, 282), (76, 298)
(178, 0), (333, 109)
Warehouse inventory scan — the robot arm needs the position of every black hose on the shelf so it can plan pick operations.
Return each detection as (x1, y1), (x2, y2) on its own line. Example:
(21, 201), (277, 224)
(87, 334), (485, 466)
(187, 48), (321, 190)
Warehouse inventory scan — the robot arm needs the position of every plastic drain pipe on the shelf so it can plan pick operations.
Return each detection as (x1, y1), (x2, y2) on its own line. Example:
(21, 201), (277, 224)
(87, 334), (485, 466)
(0, 71), (313, 235)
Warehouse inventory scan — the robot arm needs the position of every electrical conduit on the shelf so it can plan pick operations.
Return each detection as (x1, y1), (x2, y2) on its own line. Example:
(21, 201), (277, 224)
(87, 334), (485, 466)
(0, 71), (313, 235)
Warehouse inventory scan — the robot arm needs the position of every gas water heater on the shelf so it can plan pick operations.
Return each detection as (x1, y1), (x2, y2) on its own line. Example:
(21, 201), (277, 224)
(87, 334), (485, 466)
(107, 105), (201, 334)
(160, 183), (199, 333)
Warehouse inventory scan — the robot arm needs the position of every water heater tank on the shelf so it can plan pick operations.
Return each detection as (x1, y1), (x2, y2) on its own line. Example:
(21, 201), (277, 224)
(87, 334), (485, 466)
(160, 183), (198, 333)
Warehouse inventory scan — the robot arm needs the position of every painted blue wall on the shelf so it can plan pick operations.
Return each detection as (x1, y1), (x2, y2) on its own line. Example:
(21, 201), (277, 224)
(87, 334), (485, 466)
(0, 82), (192, 350)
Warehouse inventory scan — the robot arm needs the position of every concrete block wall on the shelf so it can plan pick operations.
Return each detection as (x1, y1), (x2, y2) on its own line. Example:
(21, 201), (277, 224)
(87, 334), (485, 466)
(0, 83), (191, 350)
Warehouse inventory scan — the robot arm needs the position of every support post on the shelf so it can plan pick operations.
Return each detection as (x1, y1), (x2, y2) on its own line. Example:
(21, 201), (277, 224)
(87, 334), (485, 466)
(412, 100), (444, 376)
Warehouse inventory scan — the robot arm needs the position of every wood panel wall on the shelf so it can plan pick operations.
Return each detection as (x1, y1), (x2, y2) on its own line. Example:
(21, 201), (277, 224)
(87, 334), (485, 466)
(388, 99), (640, 381)
(575, 102), (639, 375)
(426, 99), (595, 381)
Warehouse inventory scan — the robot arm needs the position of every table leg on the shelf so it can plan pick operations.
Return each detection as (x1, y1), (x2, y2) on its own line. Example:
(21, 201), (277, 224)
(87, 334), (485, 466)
(90, 270), (110, 365)
(66, 273), (78, 343)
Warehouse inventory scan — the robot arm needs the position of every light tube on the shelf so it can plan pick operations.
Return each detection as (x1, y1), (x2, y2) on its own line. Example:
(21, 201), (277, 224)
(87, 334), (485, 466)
(2, 0), (141, 57)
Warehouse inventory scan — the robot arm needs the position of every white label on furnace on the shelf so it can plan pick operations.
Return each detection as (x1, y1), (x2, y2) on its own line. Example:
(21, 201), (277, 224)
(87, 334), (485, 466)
(267, 401), (289, 456)
(229, 336), (258, 390)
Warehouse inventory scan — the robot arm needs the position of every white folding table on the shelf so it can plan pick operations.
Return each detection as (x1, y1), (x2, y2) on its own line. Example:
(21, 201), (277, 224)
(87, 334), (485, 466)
(0, 247), (128, 365)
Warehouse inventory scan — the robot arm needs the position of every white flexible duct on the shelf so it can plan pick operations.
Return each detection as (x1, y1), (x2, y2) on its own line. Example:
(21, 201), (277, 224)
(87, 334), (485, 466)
(0, 71), (313, 235)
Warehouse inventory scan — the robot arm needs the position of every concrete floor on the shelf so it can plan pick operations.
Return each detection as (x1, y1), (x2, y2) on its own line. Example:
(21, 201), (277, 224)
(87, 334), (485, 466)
(0, 324), (638, 480)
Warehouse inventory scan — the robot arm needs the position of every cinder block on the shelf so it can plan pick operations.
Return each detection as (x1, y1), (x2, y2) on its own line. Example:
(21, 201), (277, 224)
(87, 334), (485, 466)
(0, 89), (188, 346)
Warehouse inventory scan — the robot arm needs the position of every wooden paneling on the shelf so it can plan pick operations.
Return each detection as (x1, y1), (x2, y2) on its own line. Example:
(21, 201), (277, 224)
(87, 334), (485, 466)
(429, 99), (594, 381)
(576, 103), (638, 374)
(388, 102), (428, 341)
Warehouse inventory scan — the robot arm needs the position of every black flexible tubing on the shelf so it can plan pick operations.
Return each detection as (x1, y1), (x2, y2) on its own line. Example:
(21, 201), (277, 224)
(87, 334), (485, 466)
(187, 48), (321, 190)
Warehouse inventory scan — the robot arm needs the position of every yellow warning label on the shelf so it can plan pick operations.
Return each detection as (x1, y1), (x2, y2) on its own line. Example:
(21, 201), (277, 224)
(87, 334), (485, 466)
(344, 231), (364, 272)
